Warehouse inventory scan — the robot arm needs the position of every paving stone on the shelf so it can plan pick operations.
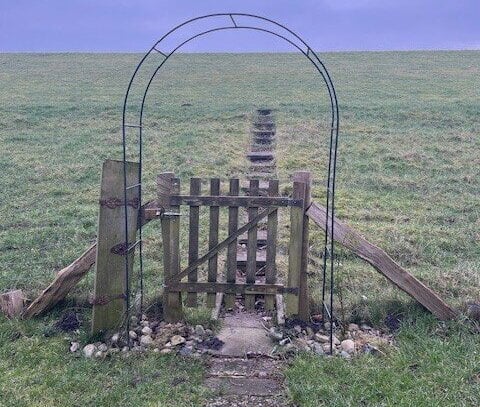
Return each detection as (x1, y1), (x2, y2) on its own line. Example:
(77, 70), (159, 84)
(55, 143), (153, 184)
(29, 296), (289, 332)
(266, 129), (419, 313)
(205, 377), (283, 396)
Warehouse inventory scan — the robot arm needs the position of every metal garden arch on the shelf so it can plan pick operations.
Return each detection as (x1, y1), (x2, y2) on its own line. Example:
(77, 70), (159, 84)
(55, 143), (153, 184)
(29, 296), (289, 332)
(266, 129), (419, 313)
(121, 13), (340, 332)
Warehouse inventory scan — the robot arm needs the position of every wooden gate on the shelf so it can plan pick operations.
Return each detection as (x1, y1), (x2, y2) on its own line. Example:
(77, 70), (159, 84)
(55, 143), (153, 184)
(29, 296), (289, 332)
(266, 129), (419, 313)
(149, 171), (312, 322)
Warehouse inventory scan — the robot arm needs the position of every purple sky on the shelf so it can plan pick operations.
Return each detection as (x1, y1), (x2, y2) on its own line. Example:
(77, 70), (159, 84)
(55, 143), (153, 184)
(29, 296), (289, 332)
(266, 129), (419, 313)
(1, 0), (479, 52)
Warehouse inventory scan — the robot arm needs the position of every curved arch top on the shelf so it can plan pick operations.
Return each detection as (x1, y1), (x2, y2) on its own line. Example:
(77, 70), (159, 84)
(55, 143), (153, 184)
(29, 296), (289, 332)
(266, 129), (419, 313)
(121, 13), (340, 334)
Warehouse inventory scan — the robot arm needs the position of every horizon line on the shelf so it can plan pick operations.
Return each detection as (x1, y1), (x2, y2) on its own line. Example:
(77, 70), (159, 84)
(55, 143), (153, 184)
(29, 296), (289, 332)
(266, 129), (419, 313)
(1, 48), (479, 54)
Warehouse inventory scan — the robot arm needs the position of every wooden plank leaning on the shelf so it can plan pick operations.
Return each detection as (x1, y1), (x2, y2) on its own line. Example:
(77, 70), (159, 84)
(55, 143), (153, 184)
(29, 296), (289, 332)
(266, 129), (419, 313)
(307, 202), (456, 320)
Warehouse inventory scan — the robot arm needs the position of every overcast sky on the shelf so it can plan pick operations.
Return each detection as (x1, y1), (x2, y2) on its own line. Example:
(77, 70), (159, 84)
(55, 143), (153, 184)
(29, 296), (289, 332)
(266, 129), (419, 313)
(1, 0), (479, 52)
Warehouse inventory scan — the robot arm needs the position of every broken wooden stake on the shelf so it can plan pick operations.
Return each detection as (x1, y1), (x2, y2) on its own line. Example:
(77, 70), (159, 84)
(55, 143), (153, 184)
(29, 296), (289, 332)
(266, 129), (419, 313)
(23, 199), (158, 319)
(307, 202), (457, 320)
(0, 290), (24, 318)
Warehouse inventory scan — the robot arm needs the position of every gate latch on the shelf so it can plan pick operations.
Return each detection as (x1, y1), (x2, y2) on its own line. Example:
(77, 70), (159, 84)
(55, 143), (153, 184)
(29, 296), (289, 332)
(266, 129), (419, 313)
(162, 211), (182, 218)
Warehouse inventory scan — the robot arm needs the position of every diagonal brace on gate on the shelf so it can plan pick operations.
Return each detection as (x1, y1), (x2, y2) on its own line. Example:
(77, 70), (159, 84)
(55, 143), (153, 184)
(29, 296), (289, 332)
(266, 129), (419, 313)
(165, 206), (278, 285)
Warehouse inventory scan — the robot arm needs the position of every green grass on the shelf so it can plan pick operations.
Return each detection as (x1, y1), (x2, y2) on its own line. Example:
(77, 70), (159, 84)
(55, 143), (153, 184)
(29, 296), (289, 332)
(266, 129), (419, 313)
(286, 314), (480, 406)
(0, 51), (479, 405)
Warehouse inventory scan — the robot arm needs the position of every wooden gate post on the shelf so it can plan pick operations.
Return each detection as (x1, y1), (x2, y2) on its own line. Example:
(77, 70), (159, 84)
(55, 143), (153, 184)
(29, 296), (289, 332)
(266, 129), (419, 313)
(286, 179), (306, 317)
(92, 159), (139, 334)
(293, 171), (312, 321)
(158, 172), (183, 322)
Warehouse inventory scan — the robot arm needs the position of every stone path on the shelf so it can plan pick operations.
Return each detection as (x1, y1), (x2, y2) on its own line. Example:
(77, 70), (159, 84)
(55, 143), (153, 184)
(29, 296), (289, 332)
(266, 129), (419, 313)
(205, 312), (289, 406)
(205, 109), (289, 406)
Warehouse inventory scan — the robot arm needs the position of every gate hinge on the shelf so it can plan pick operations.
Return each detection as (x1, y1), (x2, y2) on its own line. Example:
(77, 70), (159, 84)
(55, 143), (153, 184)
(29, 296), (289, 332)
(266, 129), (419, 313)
(99, 197), (140, 209)
(89, 293), (126, 306)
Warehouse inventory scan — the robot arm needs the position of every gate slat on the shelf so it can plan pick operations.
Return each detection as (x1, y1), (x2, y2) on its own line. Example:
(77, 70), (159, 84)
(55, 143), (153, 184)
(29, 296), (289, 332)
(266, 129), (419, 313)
(187, 178), (201, 307)
(225, 178), (239, 309)
(207, 178), (220, 308)
(246, 179), (259, 310)
(265, 179), (279, 311)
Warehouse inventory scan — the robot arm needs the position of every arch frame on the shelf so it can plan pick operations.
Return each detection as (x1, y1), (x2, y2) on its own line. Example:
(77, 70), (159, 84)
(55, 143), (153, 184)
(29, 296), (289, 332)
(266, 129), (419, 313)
(120, 13), (339, 344)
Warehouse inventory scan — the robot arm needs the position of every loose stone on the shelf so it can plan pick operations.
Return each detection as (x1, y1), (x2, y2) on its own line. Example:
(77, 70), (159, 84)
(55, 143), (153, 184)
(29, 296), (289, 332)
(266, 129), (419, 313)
(311, 342), (324, 355)
(315, 334), (329, 343)
(140, 335), (153, 346)
(129, 330), (138, 340)
(111, 333), (120, 343)
(340, 350), (351, 359)
(341, 339), (355, 354)
(170, 335), (186, 346)
(279, 338), (291, 346)
(268, 327), (283, 341)
(160, 348), (172, 354)
(348, 323), (359, 331)
(141, 326), (153, 336)
(98, 343), (108, 352)
(83, 344), (96, 358)
(70, 342), (80, 353)
(194, 325), (205, 336)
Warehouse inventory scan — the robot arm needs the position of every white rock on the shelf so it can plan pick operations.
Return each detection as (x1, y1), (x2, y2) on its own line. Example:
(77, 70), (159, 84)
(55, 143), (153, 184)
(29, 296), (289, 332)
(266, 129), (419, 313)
(170, 335), (186, 346)
(332, 335), (341, 345)
(153, 348), (160, 353)
(83, 344), (96, 358)
(360, 324), (372, 331)
(98, 343), (108, 352)
(111, 333), (120, 343)
(341, 339), (355, 354)
(194, 325), (205, 336)
(141, 326), (153, 335)
(140, 335), (153, 346)
(160, 348), (172, 354)
(129, 330), (138, 339)
(94, 351), (104, 358)
(70, 342), (80, 353)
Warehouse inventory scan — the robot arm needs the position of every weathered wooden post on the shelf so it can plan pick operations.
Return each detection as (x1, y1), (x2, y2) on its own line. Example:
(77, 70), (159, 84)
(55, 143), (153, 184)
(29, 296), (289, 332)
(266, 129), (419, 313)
(92, 160), (139, 334)
(158, 172), (183, 322)
(286, 179), (306, 317)
(293, 171), (312, 321)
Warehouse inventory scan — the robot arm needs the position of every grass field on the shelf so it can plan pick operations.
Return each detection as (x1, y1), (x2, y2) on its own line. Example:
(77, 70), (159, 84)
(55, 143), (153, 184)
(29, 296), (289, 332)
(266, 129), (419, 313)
(0, 51), (479, 406)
